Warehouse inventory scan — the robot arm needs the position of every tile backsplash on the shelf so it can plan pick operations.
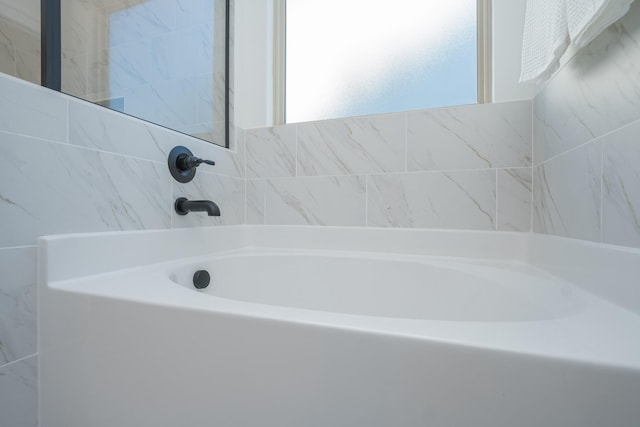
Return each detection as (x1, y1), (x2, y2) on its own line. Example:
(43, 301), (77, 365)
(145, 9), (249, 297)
(245, 100), (533, 232)
(532, 1), (640, 249)
(0, 72), (244, 426)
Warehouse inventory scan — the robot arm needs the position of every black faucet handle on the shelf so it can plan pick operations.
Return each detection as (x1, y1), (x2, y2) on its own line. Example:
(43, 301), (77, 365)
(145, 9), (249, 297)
(180, 156), (216, 170)
(168, 146), (215, 183)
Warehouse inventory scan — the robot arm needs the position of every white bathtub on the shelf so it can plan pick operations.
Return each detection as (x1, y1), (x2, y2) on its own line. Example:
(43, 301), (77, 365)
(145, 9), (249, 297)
(39, 226), (640, 427)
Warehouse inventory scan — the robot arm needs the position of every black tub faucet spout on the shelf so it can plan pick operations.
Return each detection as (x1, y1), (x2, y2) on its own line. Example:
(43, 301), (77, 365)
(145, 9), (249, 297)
(174, 198), (221, 216)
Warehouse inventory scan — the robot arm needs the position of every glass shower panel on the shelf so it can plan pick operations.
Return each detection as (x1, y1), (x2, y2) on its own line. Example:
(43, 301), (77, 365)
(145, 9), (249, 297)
(0, 0), (41, 84)
(286, 0), (478, 123)
(61, 0), (227, 146)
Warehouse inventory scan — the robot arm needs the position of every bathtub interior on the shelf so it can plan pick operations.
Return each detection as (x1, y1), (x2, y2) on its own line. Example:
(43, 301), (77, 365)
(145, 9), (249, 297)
(167, 249), (584, 322)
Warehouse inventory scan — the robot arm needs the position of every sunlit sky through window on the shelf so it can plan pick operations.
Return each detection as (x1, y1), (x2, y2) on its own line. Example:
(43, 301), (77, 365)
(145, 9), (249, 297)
(286, 0), (477, 123)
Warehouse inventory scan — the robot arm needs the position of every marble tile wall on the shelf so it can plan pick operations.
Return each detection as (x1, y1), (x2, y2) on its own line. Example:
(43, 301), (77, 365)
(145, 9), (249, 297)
(244, 100), (533, 231)
(0, 72), (244, 426)
(532, 1), (640, 249)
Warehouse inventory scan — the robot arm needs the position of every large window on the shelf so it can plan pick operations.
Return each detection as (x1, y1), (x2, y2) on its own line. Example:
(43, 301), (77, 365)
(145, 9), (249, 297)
(284, 0), (488, 123)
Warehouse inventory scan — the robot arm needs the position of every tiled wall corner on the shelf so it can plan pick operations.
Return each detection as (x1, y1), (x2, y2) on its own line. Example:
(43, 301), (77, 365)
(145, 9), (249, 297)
(245, 179), (266, 224)
(246, 125), (296, 178)
(602, 120), (640, 248)
(243, 100), (532, 231)
(532, 1), (640, 249)
(497, 168), (532, 232)
(533, 140), (602, 242)
(533, 2), (640, 165)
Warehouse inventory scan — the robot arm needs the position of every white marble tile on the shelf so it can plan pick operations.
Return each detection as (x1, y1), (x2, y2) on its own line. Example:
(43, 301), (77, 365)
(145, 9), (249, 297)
(0, 355), (37, 427)
(246, 179), (266, 224)
(602, 121), (640, 248)
(533, 140), (602, 242)
(69, 100), (167, 162)
(0, 73), (67, 142)
(69, 99), (241, 177)
(171, 171), (244, 227)
(407, 101), (532, 171)
(497, 168), (532, 232)
(0, 41), (16, 76)
(266, 176), (366, 226)
(367, 170), (496, 230)
(533, 2), (640, 164)
(297, 114), (404, 176)
(0, 131), (171, 247)
(246, 125), (296, 179)
(0, 247), (36, 366)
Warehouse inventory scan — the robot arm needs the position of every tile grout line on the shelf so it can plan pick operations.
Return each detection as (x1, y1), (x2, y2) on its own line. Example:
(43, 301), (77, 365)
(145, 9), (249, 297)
(530, 101), (535, 233)
(0, 244), (38, 251)
(404, 113), (408, 172)
(533, 116), (640, 168)
(263, 179), (267, 225)
(0, 353), (37, 371)
(365, 176), (368, 227)
(66, 99), (70, 144)
(530, 165), (535, 233)
(600, 137), (605, 243)
(495, 169), (499, 231)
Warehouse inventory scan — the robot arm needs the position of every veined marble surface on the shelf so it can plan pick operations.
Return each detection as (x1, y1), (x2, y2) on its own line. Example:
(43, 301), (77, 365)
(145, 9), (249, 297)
(498, 168), (532, 232)
(408, 101), (532, 171)
(0, 74), (67, 142)
(603, 120), (640, 248)
(0, 355), (37, 427)
(0, 131), (171, 247)
(69, 99), (244, 178)
(245, 179), (266, 225)
(0, 247), (36, 366)
(246, 125), (297, 179)
(297, 114), (405, 176)
(533, 2), (640, 164)
(367, 170), (496, 229)
(533, 140), (602, 242)
(266, 176), (366, 226)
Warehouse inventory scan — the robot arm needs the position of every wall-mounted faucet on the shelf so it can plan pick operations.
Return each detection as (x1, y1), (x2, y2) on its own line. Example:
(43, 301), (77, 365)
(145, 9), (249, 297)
(175, 198), (221, 216)
(168, 146), (215, 183)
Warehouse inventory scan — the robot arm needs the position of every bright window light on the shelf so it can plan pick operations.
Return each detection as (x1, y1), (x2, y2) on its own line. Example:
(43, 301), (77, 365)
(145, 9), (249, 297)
(285, 0), (478, 123)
